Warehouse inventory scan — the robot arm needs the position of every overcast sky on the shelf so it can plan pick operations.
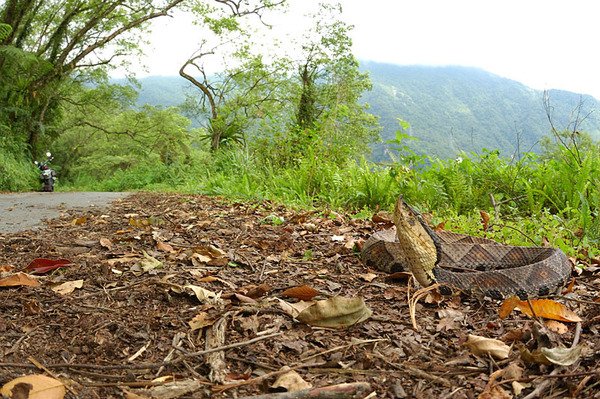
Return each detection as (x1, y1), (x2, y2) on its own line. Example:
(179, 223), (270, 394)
(132, 0), (600, 100)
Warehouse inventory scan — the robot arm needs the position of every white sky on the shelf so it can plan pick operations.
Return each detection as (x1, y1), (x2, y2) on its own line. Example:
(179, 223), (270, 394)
(130, 0), (600, 100)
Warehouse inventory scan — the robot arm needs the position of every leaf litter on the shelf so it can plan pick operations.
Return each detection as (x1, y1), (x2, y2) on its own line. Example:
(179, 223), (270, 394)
(0, 193), (599, 398)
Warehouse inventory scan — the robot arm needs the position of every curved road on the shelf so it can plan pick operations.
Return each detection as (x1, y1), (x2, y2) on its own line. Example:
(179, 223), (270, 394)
(0, 192), (130, 234)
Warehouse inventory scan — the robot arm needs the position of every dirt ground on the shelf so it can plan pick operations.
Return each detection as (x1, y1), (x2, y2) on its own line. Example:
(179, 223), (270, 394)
(0, 192), (598, 398)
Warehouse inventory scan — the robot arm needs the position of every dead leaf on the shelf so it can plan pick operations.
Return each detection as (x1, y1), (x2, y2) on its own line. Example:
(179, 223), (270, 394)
(498, 296), (520, 319)
(282, 285), (319, 301)
(184, 284), (221, 304)
(190, 245), (228, 266)
(100, 237), (113, 250)
(240, 283), (271, 298)
(271, 367), (312, 392)
(545, 320), (569, 334)
(519, 346), (552, 365)
(189, 313), (215, 331)
(358, 273), (378, 282)
(465, 334), (510, 360)
(0, 272), (40, 287)
(126, 380), (205, 399)
(52, 280), (84, 296)
(477, 369), (511, 399)
(156, 241), (175, 253)
(1, 374), (66, 399)
(562, 278), (576, 294)
(480, 210), (490, 232)
(296, 296), (372, 328)
(139, 251), (162, 273)
(24, 258), (72, 274)
(540, 345), (582, 366)
(277, 299), (314, 318)
(499, 297), (582, 323)
(71, 216), (87, 225)
(0, 264), (14, 272)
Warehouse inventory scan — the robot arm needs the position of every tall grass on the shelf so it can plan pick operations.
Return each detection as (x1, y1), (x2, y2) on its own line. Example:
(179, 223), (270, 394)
(0, 143), (38, 191)
(54, 135), (599, 257)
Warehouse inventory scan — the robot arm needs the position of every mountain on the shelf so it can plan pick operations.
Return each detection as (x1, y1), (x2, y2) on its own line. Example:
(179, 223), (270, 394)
(362, 63), (600, 160)
(118, 63), (600, 160)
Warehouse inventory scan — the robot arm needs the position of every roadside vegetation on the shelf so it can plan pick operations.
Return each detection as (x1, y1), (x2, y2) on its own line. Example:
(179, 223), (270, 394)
(1, 1), (598, 259)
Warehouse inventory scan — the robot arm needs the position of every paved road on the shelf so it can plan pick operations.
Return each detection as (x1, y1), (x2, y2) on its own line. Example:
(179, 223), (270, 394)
(0, 192), (130, 233)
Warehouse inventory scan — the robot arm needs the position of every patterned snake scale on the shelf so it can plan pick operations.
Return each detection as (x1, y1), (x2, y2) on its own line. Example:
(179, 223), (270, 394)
(362, 198), (572, 300)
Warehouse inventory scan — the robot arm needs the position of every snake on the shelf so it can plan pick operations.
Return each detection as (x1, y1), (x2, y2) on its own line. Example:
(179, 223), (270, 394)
(361, 198), (572, 299)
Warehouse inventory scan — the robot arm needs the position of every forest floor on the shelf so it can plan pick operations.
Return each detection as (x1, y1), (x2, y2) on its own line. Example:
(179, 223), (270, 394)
(0, 192), (598, 399)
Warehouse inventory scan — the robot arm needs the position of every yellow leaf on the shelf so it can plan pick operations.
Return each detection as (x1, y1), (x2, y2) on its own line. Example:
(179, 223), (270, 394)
(1, 374), (65, 399)
(71, 216), (87, 226)
(498, 296), (520, 319)
(514, 298), (581, 323)
(139, 251), (162, 272)
(184, 284), (220, 304)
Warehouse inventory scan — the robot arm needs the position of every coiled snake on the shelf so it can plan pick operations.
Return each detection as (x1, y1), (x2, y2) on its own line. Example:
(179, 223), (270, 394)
(361, 198), (572, 299)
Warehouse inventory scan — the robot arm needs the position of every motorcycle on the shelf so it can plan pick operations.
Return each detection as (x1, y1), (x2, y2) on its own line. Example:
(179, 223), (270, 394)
(34, 151), (57, 192)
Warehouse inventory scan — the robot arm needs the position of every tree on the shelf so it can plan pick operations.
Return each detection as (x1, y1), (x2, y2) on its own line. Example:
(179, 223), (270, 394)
(0, 0), (285, 156)
(278, 2), (380, 165)
(179, 1), (286, 151)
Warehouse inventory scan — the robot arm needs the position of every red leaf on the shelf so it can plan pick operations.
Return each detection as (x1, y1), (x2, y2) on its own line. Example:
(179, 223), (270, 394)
(24, 258), (72, 274)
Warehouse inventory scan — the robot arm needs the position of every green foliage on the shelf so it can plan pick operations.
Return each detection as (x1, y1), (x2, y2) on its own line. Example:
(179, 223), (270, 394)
(0, 143), (38, 191)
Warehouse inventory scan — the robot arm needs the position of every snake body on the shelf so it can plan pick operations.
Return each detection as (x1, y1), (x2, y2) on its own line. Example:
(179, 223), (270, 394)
(362, 199), (572, 299)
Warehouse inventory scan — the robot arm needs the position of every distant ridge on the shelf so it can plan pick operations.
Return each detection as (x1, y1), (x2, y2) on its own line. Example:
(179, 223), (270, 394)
(361, 62), (600, 160)
(115, 63), (600, 160)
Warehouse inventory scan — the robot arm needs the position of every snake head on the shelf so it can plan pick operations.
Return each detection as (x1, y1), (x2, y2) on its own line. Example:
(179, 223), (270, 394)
(393, 196), (443, 264)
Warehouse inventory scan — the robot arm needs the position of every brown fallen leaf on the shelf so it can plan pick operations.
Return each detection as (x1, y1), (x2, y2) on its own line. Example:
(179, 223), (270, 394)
(545, 320), (568, 334)
(282, 285), (319, 301)
(296, 296), (372, 328)
(480, 210), (490, 232)
(477, 369), (511, 399)
(358, 273), (378, 282)
(52, 279), (84, 296)
(271, 367), (312, 392)
(499, 297), (582, 323)
(156, 241), (175, 253)
(0, 264), (14, 272)
(465, 334), (510, 360)
(100, 237), (113, 250)
(1, 374), (66, 399)
(0, 272), (40, 288)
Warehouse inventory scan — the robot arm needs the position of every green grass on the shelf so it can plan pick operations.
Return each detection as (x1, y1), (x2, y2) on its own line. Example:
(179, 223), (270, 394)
(8, 134), (598, 259)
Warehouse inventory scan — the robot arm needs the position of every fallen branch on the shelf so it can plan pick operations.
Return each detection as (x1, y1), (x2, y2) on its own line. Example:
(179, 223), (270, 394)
(237, 382), (372, 399)
(298, 338), (387, 363)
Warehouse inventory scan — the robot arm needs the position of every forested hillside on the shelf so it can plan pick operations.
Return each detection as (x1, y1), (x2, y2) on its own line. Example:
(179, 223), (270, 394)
(363, 63), (600, 159)
(124, 64), (600, 160)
